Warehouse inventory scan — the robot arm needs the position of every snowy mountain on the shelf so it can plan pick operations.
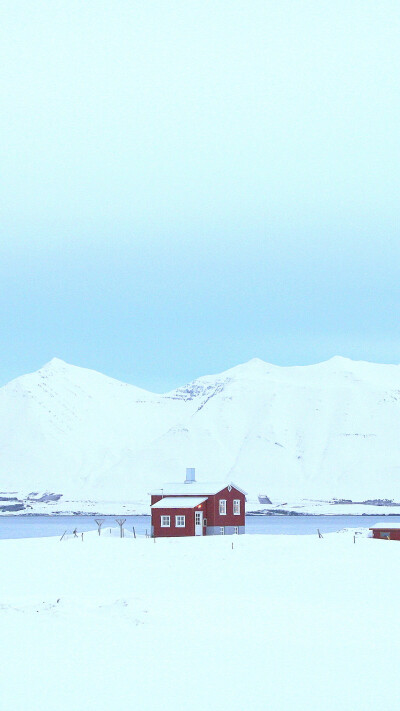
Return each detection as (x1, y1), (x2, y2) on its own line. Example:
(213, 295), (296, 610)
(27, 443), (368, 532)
(1, 356), (400, 511)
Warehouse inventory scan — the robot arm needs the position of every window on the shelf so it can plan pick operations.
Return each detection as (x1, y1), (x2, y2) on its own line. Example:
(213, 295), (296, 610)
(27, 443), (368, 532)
(219, 499), (227, 515)
(203, 518), (207, 527)
(175, 515), (185, 527)
(233, 499), (240, 515)
(161, 515), (170, 527)
(380, 531), (390, 539)
(220, 527), (225, 535)
(234, 526), (239, 534)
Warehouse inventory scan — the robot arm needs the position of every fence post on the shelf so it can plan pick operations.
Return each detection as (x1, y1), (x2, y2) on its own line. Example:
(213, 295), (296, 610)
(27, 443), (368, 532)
(95, 519), (104, 536)
(116, 518), (126, 538)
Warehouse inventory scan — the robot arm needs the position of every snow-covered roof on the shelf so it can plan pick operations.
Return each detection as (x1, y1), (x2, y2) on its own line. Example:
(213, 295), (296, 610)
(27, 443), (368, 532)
(370, 522), (400, 530)
(150, 481), (247, 496)
(151, 496), (208, 509)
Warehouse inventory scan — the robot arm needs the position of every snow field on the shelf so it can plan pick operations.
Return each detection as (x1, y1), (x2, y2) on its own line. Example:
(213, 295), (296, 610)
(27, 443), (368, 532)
(1, 531), (399, 710)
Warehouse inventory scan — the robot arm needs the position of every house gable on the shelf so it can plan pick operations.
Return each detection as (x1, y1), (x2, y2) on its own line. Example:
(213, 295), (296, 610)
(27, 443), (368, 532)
(150, 472), (246, 537)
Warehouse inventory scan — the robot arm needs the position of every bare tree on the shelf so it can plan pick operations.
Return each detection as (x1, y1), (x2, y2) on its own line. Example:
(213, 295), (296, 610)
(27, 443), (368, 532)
(116, 518), (126, 538)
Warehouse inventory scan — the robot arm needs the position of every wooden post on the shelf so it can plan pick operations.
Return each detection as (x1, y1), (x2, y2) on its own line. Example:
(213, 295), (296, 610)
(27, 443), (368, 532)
(95, 519), (105, 536)
(116, 518), (126, 538)
(132, 526), (136, 539)
(81, 532), (84, 542)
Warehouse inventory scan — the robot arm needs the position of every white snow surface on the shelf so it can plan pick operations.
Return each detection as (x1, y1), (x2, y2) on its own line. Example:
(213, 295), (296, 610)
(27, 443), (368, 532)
(1, 530), (399, 711)
(2, 355), (400, 510)
(150, 481), (246, 495)
(151, 496), (208, 508)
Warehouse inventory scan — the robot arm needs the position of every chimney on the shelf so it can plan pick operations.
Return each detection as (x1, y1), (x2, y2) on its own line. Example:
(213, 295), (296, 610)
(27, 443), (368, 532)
(185, 467), (196, 484)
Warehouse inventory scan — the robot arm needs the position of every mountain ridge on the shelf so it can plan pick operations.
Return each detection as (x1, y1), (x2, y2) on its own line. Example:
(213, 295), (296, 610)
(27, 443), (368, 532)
(1, 356), (400, 507)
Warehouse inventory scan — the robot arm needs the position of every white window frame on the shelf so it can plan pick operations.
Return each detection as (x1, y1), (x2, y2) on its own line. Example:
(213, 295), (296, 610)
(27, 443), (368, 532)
(219, 499), (227, 515)
(234, 526), (239, 535)
(220, 526), (225, 535)
(175, 515), (185, 528)
(161, 515), (170, 527)
(233, 499), (240, 515)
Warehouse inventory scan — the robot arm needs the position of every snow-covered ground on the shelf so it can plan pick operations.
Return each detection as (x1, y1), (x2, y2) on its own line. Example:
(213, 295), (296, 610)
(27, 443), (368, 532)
(1, 528), (399, 710)
(5, 495), (400, 517)
(250, 498), (400, 516)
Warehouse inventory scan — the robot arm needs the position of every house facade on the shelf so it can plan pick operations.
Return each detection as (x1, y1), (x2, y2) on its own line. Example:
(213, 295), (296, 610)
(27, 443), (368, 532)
(370, 522), (400, 540)
(150, 469), (246, 538)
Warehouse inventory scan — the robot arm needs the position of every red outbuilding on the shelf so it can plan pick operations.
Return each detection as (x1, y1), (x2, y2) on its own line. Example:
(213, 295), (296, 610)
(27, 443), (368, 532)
(370, 522), (400, 540)
(150, 468), (246, 538)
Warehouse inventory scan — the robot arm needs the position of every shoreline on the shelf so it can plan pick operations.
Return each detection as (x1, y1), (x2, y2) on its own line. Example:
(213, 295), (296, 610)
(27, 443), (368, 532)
(1, 511), (400, 518)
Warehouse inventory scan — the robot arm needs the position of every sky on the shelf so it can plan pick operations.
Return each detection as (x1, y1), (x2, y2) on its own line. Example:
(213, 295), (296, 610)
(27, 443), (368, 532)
(1, 1), (400, 392)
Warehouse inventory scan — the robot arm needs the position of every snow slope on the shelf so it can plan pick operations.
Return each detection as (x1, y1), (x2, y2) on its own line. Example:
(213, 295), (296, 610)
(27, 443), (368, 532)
(1, 530), (399, 711)
(1, 356), (400, 508)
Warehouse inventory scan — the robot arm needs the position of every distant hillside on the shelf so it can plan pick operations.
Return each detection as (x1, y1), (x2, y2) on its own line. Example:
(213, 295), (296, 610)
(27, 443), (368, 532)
(1, 356), (400, 507)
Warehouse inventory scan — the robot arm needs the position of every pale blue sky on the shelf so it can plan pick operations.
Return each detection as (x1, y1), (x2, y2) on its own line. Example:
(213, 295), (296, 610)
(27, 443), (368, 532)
(1, 1), (400, 391)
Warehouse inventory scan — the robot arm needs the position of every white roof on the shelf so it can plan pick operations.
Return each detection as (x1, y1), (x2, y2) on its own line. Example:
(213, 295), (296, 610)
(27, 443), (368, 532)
(151, 496), (208, 509)
(150, 481), (247, 496)
(370, 521), (400, 530)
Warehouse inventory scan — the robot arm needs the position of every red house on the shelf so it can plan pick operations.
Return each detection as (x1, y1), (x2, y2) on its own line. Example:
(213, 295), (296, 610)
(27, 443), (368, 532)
(150, 468), (246, 538)
(370, 522), (400, 540)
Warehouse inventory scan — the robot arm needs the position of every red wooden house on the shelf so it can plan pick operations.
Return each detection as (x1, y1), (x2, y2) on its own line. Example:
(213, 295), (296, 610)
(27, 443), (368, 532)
(370, 522), (400, 540)
(150, 468), (246, 538)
